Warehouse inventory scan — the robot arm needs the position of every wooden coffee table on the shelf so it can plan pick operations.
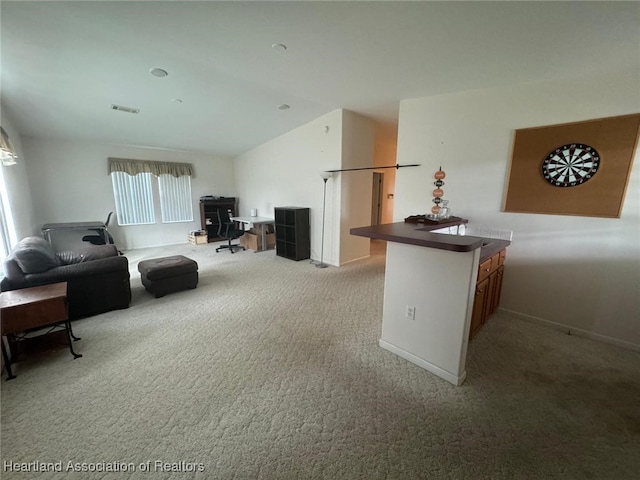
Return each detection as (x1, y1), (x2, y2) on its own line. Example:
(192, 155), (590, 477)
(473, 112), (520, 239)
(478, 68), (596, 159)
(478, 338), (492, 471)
(1, 282), (81, 380)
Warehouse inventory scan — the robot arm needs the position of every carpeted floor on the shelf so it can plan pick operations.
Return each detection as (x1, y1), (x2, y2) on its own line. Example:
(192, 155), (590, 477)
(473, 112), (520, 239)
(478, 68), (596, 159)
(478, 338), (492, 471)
(1, 241), (639, 479)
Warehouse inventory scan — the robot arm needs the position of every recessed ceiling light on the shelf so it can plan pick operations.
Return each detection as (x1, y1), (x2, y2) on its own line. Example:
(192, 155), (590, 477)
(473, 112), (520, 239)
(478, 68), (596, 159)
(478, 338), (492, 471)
(278, 104), (290, 110)
(150, 67), (168, 78)
(271, 43), (287, 52)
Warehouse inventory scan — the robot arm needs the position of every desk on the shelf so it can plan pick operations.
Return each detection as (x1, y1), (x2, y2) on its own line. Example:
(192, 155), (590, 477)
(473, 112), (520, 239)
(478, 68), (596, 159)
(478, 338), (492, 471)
(231, 216), (275, 252)
(1, 282), (82, 380)
(41, 221), (109, 245)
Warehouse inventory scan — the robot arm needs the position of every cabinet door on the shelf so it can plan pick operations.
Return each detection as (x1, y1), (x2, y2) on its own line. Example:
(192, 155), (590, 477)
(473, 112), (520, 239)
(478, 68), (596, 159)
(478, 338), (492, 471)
(470, 277), (489, 340)
(470, 248), (507, 340)
(498, 249), (507, 267)
(484, 271), (498, 321)
(489, 265), (505, 315)
(477, 257), (492, 283)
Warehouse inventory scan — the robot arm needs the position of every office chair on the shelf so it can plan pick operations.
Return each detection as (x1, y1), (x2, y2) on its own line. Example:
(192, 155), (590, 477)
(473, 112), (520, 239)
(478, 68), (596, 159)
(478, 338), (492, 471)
(215, 209), (246, 254)
(82, 211), (115, 245)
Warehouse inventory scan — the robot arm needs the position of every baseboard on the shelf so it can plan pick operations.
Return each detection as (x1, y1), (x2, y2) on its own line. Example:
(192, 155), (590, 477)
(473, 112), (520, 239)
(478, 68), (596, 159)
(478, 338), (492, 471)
(379, 339), (466, 386)
(339, 254), (370, 266)
(123, 240), (197, 251)
(498, 308), (640, 352)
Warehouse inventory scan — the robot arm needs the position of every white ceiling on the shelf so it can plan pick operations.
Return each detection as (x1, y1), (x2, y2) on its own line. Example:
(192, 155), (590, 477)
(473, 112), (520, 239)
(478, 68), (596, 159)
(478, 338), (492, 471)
(1, 1), (638, 157)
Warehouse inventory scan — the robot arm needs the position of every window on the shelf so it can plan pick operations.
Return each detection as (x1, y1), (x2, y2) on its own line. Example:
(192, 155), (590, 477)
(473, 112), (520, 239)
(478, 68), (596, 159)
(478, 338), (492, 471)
(109, 158), (194, 226)
(111, 172), (155, 226)
(158, 174), (193, 223)
(0, 167), (16, 265)
(111, 172), (193, 226)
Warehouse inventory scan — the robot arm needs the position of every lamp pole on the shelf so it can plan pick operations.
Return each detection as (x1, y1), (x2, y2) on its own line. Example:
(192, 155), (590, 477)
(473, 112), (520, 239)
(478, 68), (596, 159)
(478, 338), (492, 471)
(317, 172), (332, 268)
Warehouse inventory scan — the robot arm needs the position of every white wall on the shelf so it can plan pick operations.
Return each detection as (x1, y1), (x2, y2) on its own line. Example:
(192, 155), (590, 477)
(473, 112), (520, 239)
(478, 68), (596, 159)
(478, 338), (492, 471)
(234, 110), (344, 265)
(380, 242), (480, 385)
(234, 109), (377, 266)
(394, 70), (640, 348)
(22, 137), (235, 250)
(340, 110), (374, 264)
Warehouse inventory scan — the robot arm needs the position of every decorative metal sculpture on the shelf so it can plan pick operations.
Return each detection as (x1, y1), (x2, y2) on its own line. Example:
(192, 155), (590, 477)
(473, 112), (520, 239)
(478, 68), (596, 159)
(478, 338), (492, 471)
(431, 167), (446, 216)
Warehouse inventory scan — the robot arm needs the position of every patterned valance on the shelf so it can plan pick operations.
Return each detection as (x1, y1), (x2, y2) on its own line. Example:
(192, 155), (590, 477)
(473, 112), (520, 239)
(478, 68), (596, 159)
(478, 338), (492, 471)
(108, 157), (193, 178)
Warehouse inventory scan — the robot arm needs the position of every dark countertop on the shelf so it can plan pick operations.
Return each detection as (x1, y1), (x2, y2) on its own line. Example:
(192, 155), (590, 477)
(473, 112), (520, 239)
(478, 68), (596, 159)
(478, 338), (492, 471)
(350, 221), (510, 259)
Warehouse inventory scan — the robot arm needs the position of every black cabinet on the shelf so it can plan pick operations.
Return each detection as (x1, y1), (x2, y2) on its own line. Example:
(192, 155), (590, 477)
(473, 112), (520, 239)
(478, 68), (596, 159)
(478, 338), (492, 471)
(274, 207), (310, 261)
(200, 197), (237, 242)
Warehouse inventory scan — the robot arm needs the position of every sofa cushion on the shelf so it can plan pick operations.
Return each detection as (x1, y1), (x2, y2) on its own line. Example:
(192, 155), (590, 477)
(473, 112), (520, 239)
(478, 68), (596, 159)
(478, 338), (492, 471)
(56, 250), (86, 265)
(11, 236), (60, 274)
(56, 244), (119, 265)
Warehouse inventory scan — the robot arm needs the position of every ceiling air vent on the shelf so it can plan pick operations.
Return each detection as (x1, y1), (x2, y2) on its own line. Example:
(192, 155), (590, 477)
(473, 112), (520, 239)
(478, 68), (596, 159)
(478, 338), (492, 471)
(111, 104), (140, 114)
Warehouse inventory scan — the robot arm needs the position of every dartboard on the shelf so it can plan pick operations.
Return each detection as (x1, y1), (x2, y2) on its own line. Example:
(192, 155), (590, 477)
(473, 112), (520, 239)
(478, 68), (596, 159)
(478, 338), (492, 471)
(542, 143), (600, 187)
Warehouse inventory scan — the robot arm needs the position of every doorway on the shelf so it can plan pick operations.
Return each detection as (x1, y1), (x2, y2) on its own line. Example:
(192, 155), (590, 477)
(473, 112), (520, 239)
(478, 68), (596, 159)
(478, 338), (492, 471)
(371, 172), (384, 226)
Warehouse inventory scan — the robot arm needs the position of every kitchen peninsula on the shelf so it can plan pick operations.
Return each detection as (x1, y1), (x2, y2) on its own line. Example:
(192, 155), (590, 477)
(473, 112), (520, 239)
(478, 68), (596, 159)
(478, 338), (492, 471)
(351, 219), (510, 385)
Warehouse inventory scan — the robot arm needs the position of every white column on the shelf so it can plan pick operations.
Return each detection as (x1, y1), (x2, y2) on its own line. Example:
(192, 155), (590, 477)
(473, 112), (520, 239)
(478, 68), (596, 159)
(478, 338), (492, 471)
(379, 241), (480, 385)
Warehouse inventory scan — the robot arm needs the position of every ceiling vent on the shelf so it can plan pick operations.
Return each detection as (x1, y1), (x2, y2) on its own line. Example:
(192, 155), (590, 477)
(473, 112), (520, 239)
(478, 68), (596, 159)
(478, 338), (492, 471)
(111, 104), (140, 114)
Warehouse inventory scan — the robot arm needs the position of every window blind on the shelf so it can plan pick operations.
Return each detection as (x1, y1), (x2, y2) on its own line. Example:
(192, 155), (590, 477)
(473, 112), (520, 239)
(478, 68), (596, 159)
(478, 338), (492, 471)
(159, 174), (193, 223)
(111, 172), (155, 225)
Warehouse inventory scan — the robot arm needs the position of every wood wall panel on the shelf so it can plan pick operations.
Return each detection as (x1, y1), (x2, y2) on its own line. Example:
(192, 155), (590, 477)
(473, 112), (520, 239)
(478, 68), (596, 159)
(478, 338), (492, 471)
(503, 114), (640, 218)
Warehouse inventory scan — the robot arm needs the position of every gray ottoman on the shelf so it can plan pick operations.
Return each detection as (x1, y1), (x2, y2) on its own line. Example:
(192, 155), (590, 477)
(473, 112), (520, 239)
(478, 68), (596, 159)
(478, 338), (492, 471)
(138, 255), (198, 298)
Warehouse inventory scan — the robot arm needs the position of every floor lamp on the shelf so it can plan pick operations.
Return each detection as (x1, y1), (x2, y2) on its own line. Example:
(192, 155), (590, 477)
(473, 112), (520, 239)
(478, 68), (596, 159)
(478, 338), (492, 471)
(316, 171), (332, 268)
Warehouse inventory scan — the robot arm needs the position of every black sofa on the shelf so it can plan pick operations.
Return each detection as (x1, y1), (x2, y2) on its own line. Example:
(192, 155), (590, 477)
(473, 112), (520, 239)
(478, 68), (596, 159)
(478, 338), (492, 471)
(1, 236), (131, 319)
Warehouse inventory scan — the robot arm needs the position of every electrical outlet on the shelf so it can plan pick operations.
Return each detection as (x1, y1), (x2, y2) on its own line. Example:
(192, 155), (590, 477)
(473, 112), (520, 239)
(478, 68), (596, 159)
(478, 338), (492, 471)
(405, 305), (416, 320)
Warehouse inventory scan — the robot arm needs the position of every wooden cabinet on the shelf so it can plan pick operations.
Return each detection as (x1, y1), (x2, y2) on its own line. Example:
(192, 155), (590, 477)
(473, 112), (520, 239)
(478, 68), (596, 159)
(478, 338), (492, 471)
(199, 197), (237, 243)
(274, 207), (310, 261)
(470, 277), (490, 339)
(469, 248), (507, 340)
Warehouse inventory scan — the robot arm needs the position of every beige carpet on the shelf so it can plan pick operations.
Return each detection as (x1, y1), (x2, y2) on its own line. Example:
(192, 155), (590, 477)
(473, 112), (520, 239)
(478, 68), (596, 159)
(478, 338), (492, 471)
(1, 241), (639, 479)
